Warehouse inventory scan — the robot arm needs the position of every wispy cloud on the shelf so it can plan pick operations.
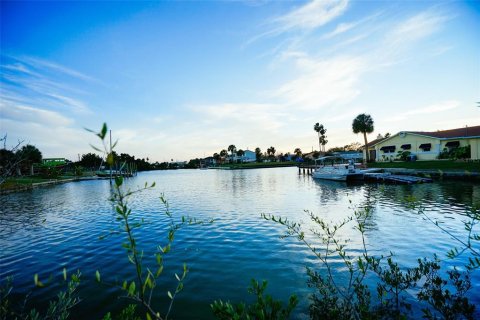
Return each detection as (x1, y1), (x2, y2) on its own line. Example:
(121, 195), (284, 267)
(1, 55), (94, 115)
(0, 100), (73, 127)
(405, 100), (460, 116)
(274, 0), (349, 32)
(383, 100), (461, 123)
(321, 22), (356, 39)
(247, 0), (349, 45)
(16, 55), (99, 83)
(270, 55), (364, 109)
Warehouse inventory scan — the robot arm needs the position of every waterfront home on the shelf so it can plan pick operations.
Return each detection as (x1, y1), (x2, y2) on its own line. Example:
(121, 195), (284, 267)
(366, 125), (480, 161)
(202, 157), (217, 166)
(230, 150), (256, 163)
(242, 150), (256, 163)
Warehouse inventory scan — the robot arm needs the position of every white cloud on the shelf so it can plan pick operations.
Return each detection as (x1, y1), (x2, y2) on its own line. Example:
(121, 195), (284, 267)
(0, 101), (74, 127)
(46, 93), (92, 114)
(17, 55), (99, 83)
(271, 55), (364, 109)
(322, 22), (356, 39)
(246, 0), (349, 45)
(275, 0), (349, 32)
(384, 100), (461, 123)
(404, 100), (460, 116)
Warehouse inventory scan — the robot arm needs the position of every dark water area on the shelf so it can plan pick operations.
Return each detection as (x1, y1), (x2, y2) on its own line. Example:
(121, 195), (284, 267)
(1, 167), (479, 319)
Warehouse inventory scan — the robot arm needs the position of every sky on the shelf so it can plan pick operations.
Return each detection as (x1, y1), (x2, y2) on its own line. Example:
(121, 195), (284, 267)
(1, 0), (479, 162)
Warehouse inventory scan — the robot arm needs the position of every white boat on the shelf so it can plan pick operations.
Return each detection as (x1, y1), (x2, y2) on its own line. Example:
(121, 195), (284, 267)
(312, 156), (380, 182)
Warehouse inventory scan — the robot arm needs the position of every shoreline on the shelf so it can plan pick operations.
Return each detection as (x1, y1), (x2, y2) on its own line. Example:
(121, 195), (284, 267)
(2, 166), (478, 195)
(0, 176), (106, 195)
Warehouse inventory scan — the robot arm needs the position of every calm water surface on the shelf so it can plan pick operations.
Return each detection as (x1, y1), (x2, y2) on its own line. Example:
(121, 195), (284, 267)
(1, 167), (479, 319)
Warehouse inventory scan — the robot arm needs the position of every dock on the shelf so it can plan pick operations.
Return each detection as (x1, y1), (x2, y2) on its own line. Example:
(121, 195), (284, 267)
(363, 173), (433, 184)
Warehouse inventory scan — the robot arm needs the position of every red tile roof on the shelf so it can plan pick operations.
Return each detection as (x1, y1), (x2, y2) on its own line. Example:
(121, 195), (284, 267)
(407, 125), (480, 139)
(366, 137), (386, 147)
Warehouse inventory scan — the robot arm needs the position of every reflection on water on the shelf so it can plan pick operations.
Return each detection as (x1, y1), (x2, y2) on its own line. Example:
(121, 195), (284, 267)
(0, 168), (479, 319)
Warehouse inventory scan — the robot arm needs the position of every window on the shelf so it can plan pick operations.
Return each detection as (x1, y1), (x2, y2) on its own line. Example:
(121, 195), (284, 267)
(401, 144), (411, 150)
(445, 141), (460, 148)
(380, 146), (396, 153)
(419, 143), (431, 152)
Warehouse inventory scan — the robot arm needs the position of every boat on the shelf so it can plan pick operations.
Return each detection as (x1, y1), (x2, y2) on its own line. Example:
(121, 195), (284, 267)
(312, 156), (380, 181)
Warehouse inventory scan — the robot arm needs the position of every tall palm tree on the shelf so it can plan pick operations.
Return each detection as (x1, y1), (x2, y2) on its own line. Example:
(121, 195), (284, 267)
(294, 148), (302, 158)
(220, 149), (228, 164)
(228, 145), (236, 162)
(314, 123), (327, 152)
(352, 114), (374, 162)
(236, 149), (245, 163)
(255, 147), (262, 162)
(267, 146), (276, 157)
(213, 153), (221, 164)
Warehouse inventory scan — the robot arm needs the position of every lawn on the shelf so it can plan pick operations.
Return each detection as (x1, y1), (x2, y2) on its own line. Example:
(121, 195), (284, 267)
(367, 160), (480, 172)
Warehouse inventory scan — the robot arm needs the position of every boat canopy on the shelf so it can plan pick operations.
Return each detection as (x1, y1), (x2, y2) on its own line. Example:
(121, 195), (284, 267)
(314, 156), (346, 164)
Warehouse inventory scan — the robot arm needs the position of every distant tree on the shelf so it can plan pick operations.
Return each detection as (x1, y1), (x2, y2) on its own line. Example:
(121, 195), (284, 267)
(344, 142), (362, 151)
(0, 149), (16, 181)
(314, 123), (327, 152)
(228, 145), (236, 162)
(352, 114), (374, 162)
(313, 151), (320, 159)
(267, 146), (276, 159)
(80, 153), (103, 168)
(384, 132), (391, 138)
(0, 134), (24, 183)
(327, 146), (345, 153)
(16, 144), (42, 164)
(294, 148), (302, 158)
(255, 147), (262, 162)
(236, 149), (245, 163)
(16, 144), (42, 174)
(213, 153), (221, 164)
(220, 149), (228, 164)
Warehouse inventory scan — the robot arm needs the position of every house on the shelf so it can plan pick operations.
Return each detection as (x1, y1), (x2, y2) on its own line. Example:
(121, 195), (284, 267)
(368, 125), (480, 161)
(202, 157), (216, 166)
(242, 150), (256, 163)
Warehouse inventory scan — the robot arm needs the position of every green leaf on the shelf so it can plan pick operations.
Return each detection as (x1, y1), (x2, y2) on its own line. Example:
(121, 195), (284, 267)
(107, 153), (114, 166)
(176, 282), (184, 293)
(95, 270), (101, 282)
(175, 273), (180, 281)
(115, 176), (123, 187)
(146, 313), (152, 320)
(63, 268), (67, 281)
(128, 281), (136, 296)
(99, 123), (108, 139)
(156, 266), (164, 277)
(167, 291), (173, 299)
(122, 280), (127, 290)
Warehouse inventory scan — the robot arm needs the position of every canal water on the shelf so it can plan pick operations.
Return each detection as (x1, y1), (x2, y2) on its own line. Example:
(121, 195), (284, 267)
(1, 167), (479, 319)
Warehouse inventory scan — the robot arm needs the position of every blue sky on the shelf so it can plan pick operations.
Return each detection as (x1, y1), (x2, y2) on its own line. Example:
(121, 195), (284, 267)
(1, 0), (479, 162)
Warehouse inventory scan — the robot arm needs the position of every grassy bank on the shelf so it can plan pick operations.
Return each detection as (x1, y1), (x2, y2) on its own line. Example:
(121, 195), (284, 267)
(213, 161), (297, 169)
(367, 160), (480, 172)
(0, 173), (97, 193)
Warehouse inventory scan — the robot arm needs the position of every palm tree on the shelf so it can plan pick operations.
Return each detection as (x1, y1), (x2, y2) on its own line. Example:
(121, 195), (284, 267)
(213, 153), (221, 164)
(228, 145), (236, 162)
(352, 114), (374, 162)
(236, 149), (245, 163)
(255, 147), (262, 162)
(267, 146), (276, 157)
(220, 149), (228, 164)
(314, 123), (327, 152)
(294, 148), (302, 158)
